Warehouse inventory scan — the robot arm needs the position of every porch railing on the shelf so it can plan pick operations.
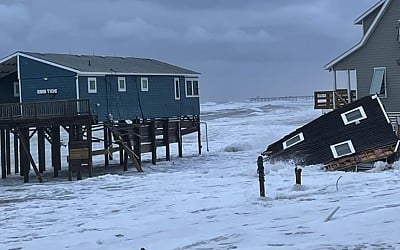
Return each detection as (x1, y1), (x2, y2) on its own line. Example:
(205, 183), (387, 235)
(0, 99), (91, 120)
(314, 89), (356, 109)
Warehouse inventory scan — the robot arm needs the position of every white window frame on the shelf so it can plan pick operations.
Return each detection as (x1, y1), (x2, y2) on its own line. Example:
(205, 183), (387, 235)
(283, 132), (304, 150)
(118, 77), (126, 92)
(13, 81), (20, 97)
(330, 140), (356, 159)
(185, 78), (199, 97)
(88, 77), (97, 93)
(369, 67), (387, 98)
(174, 77), (180, 100)
(341, 106), (367, 125)
(141, 77), (149, 92)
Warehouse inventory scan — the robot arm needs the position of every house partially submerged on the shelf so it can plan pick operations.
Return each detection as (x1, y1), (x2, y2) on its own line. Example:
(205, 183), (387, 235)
(317, 0), (400, 119)
(264, 95), (400, 171)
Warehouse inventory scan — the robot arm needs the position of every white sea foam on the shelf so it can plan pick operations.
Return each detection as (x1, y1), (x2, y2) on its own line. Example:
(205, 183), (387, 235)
(1, 99), (400, 250)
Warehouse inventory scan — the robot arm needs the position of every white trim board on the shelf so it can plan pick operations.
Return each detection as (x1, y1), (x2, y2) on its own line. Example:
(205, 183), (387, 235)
(324, 0), (391, 70)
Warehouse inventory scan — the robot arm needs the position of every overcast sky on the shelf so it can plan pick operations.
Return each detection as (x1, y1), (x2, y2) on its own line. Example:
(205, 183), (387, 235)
(0, 0), (378, 102)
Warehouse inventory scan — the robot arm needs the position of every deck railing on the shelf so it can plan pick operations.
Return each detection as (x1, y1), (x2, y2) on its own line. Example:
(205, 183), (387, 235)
(0, 99), (91, 120)
(314, 89), (356, 109)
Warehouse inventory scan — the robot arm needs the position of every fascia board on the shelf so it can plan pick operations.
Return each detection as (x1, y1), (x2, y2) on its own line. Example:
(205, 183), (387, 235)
(324, 0), (391, 70)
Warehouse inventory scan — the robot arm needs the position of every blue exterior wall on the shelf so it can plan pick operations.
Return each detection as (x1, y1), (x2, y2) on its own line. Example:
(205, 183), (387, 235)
(19, 56), (77, 102)
(78, 75), (200, 121)
(0, 72), (19, 104)
(15, 55), (200, 121)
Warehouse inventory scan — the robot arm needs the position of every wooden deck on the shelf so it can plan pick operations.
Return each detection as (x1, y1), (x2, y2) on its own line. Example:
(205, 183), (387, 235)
(0, 99), (95, 127)
(314, 89), (356, 109)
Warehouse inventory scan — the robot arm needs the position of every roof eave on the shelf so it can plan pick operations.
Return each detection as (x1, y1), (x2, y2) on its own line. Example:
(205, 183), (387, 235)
(354, 0), (386, 25)
(324, 0), (391, 70)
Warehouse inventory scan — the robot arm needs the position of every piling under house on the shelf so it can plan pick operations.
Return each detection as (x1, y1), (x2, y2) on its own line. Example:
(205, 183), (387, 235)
(0, 51), (202, 182)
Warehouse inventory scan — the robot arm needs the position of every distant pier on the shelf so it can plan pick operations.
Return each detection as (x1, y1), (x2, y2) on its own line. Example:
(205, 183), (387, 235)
(249, 96), (314, 102)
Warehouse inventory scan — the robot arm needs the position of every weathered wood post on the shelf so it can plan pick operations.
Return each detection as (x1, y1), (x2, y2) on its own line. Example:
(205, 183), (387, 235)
(103, 124), (109, 167)
(1, 129), (6, 179)
(38, 127), (46, 173)
(150, 119), (157, 165)
(257, 156), (265, 197)
(163, 119), (170, 161)
(14, 132), (19, 174)
(51, 125), (61, 177)
(295, 167), (302, 185)
(6, 129), (11, 175)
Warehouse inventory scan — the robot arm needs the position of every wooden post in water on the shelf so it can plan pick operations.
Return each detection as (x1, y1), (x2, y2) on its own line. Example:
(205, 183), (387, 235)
(197, 118), (202, 155)
(19, 128), (30, 183)
(38, 127), (46, 173)
(6, 129), (11, 175)
(163, 119), (170, 161)
(295, 167), (302, 185)
(14, 132), (19, 174)
(51, 126), (61, 177)
(133, 125), (141, 166)
(87, 125), (93, 177)
(177, 120), (183, 158)
(104, 124), (109, 167)
(1, 129), (6, 179)
(150, 119), (157, 165)
(257, 156), (265, 197)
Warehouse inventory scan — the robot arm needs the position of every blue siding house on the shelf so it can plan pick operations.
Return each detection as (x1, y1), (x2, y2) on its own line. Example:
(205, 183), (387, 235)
(0, 51), (200, 121)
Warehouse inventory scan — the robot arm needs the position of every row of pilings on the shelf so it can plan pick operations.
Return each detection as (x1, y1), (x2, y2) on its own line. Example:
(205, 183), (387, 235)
(0, 116), (201, 183)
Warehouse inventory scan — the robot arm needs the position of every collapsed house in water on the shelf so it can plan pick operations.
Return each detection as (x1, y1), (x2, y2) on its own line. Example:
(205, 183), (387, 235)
(263, 95), (400, 171)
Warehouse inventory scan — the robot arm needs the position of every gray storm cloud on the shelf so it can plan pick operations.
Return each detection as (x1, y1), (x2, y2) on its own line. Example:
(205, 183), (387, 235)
(0, 0), (377, 101)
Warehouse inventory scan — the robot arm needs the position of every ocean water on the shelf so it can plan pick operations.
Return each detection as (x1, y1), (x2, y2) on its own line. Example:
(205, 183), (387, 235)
(1, 99), (400, 249)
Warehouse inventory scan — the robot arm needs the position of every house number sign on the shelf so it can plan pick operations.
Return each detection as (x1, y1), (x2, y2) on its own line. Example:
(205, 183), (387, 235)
(37, 89), (58, 95)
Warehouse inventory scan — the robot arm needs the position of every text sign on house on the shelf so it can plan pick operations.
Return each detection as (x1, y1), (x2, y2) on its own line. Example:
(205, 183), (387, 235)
(37, 89), (58, 95)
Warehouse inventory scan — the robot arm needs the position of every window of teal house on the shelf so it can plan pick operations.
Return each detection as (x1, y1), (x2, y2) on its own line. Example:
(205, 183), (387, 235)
(13, 81), (20, 97)
(118, 77), (126, 92)
(174, 78), (180, 100)
(369, 67), (386, 97)
(185, 78), (199, 97)
(141, 77), (148, 91)
(88, 77), (97, 93)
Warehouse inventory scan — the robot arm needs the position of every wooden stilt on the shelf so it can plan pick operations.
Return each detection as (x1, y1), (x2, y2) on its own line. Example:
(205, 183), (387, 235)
(150, 119), (157, 165)
(108, 128), (113, 161)
(119, 146), (124, 166)
(177, 120), (183, 158)
(134, 125), (142, 166)
(51, 126), (61, 177)
(6, 129), (10, 175)
(104, 124), (109, 167)
(38, 127), (46, 173)
(19, 128), (30, 182)
(197, 118), (202, 155)
(14, 132), (19, 174)
(1, 129), (6, 179)
(87, 125), (93, 177)
(17, 128), (43, 183)
(163, 119), (170, 161)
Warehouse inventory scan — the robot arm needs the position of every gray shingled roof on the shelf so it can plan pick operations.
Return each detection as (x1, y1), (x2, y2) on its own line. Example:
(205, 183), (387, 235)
(21, 51), (200, 75)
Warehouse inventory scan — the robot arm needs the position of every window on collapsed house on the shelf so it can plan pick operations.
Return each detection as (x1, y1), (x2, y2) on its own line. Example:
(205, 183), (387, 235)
(283, 132), (304, 150)
(88, 77), (97, 93)
(330, 140), (355, 158)
(118, 77), (126, 92)
(185, 78), (199, 97)
(174, 78), (180, 100)
(141, 77), (148, 91)
(13, 81), (20, 97)
(341, 106), (367, 125)
(369, 67), (386, 97)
